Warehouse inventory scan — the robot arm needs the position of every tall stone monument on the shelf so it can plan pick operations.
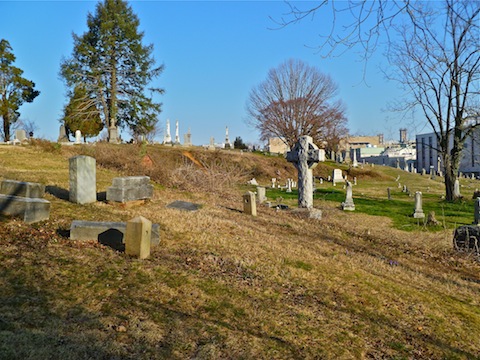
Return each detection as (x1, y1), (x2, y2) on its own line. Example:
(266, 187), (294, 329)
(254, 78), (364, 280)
(413, 191), (425, 219)
(69, 155), (96, 204)
(174, 120), (180, 145)
(225, 126), (232, 149)
(341, 181), (355, 211)
(163, 119), (172, 144)
(286, 135), (322, 209)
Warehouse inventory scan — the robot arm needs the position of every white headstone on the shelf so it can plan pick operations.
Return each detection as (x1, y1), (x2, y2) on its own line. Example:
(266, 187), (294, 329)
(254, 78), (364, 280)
(163, 119), (172, 144)
(75, 130), (82, 144)
(332, 169), (343, 186)
(174, 120), (180, 144)
(69, 155), (96, 204)
(413, 191), (425, 219)
(15, 129), (27, 142)
(454, 179), (461, 198)
(341, 181), (355, 211)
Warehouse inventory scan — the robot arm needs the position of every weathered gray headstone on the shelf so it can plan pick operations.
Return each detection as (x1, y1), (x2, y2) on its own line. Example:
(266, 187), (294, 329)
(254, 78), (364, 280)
(58, 125), (69, 142)
(106, 176), (153, 203)
(256, 186), (267, 203)
(0, 180), (45, 198)
(0, 194), (50, 223)
(108, 126), (119, 144)
(474, 198), (480, 225)
(70, 220), (160, 246)
(286, 136), (322, 209)
(413, 191), (425, 219)
(183, 129), (192, 146)
(166, 200), (202, 212)
(243, 191), (256, 216)
(341, 181), (355, 211)
(69, 155), (96, 204)
(125, 216), (152, 259)
(387, 187), (391, 200)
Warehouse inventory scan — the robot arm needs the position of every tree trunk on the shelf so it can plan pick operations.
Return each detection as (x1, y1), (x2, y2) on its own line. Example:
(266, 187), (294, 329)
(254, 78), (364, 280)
(3, 112), (10, 142)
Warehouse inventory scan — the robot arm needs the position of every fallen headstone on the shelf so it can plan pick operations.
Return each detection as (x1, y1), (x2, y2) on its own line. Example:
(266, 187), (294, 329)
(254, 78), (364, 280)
(0, 194), (50, 223)
(166, 200), (202, 212)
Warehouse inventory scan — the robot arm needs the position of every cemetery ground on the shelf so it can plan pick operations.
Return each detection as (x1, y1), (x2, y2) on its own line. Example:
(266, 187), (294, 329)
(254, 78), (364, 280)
(0, 142), (479, 359)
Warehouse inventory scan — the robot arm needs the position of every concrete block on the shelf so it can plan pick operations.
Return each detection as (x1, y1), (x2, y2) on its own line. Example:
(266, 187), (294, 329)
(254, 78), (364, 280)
(0, 194), (50, 223)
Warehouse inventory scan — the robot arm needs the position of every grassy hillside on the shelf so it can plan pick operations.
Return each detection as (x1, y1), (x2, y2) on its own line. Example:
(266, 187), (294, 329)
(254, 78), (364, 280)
(0, 142), (479, 359)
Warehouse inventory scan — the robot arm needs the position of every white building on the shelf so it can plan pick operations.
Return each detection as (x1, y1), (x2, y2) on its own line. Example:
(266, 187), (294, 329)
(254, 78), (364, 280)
(416, 129), (480, 176)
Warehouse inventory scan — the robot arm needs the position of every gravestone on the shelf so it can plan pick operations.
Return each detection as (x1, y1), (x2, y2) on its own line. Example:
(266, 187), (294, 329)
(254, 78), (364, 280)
(166, 200), (202, 212)
(413, 191), (425, 219)
(353, 177), (357, 186)
(256, 186), (266, 203)
(474, 198), (480, 225)
(108, 126), (119, 144)
(0, 194), (50, 223)
(271, 178), (276, 188)
(341, 181), (355, 211)
(106, 176), (153, 203)
(243, 191), (256, 216)
(163, 119), (172, 144)
(352, 149), (358, 167)
(74, 130), (82, 144)
(286, 179), (292, 193)
(422, 168), (426, 176)
(69, 155), (96, 204)
(15, 129), (26, 142)
(70, 220), (160, 246)
(387, 187), (391, 200)
(332, 169), (343, 186)
(208, 137), (215, 150)
(286, 136), (322, 209)
(174, 120), (181, 145)
(184, 128), (192, 146)
(453, 225), (480, 254)
(58, 125), (69, 142)
(454, 179), (462, 198)
(125, 216), (152, 259)
(0, 180), (45, 198)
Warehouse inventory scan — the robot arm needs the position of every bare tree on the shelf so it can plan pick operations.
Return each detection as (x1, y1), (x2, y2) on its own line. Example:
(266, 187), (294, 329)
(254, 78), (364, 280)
(246, 59), (348, 151)
(278, 1), (480, 201)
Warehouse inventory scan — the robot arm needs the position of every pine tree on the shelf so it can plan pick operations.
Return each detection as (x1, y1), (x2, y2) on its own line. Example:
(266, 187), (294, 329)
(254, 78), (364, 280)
(60, 0), (164, 142)
(0, 39), (40, 141)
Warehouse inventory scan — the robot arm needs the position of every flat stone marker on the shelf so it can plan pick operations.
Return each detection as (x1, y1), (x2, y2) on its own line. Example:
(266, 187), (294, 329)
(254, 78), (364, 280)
(243, 191), (257, 216)
(69, 155), (96, 204)
(413, 191), (425, 219)
(0, 194), (50, 223)
(166, 200), (202, 212)
(125, 216), (152, 259)
(70, 220), (160, 246)
(0, 180), (45, 198)
(286, 136), (322, 209)
(106, 176), (153, 203)
(341, 181), (355, 211)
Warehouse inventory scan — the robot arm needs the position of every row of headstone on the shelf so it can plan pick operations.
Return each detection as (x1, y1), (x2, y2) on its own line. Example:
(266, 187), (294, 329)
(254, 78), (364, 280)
(69, 155), (154, 205)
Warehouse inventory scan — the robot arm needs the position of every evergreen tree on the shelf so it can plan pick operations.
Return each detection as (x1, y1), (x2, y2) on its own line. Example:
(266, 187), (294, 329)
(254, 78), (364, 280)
(62, 85), (103, 140)
(60, 0), (164, 142)
(0, 39), (40, 141)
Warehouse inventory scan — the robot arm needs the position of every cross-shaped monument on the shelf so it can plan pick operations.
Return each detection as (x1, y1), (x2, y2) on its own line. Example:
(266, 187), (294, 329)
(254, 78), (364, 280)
(286, 135), (322, 209)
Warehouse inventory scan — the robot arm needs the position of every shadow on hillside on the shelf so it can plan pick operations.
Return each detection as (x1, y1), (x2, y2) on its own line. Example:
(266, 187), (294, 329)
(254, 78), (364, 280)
(0, 266), (120, 358)
(46, 186), (107, 202)
(45, 186), (69, 200)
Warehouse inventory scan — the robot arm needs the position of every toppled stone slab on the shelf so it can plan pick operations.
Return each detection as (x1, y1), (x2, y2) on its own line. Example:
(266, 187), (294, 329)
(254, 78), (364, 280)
(106, 176), (154, 203)
(70, 220), (160, 246)
(453, 225), (480, 254)
(0, 194), (50, 223)
(0, 180), (45, 198)
(166, 200), (202, 212)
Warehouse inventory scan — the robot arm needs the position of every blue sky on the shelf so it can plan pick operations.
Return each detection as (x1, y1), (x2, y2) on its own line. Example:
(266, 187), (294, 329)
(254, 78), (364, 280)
(1, 0), (418, 145)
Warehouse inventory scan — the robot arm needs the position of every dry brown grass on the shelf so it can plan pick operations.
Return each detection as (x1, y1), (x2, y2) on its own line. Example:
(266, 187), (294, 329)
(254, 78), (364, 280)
(0, 143), (479, 359)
